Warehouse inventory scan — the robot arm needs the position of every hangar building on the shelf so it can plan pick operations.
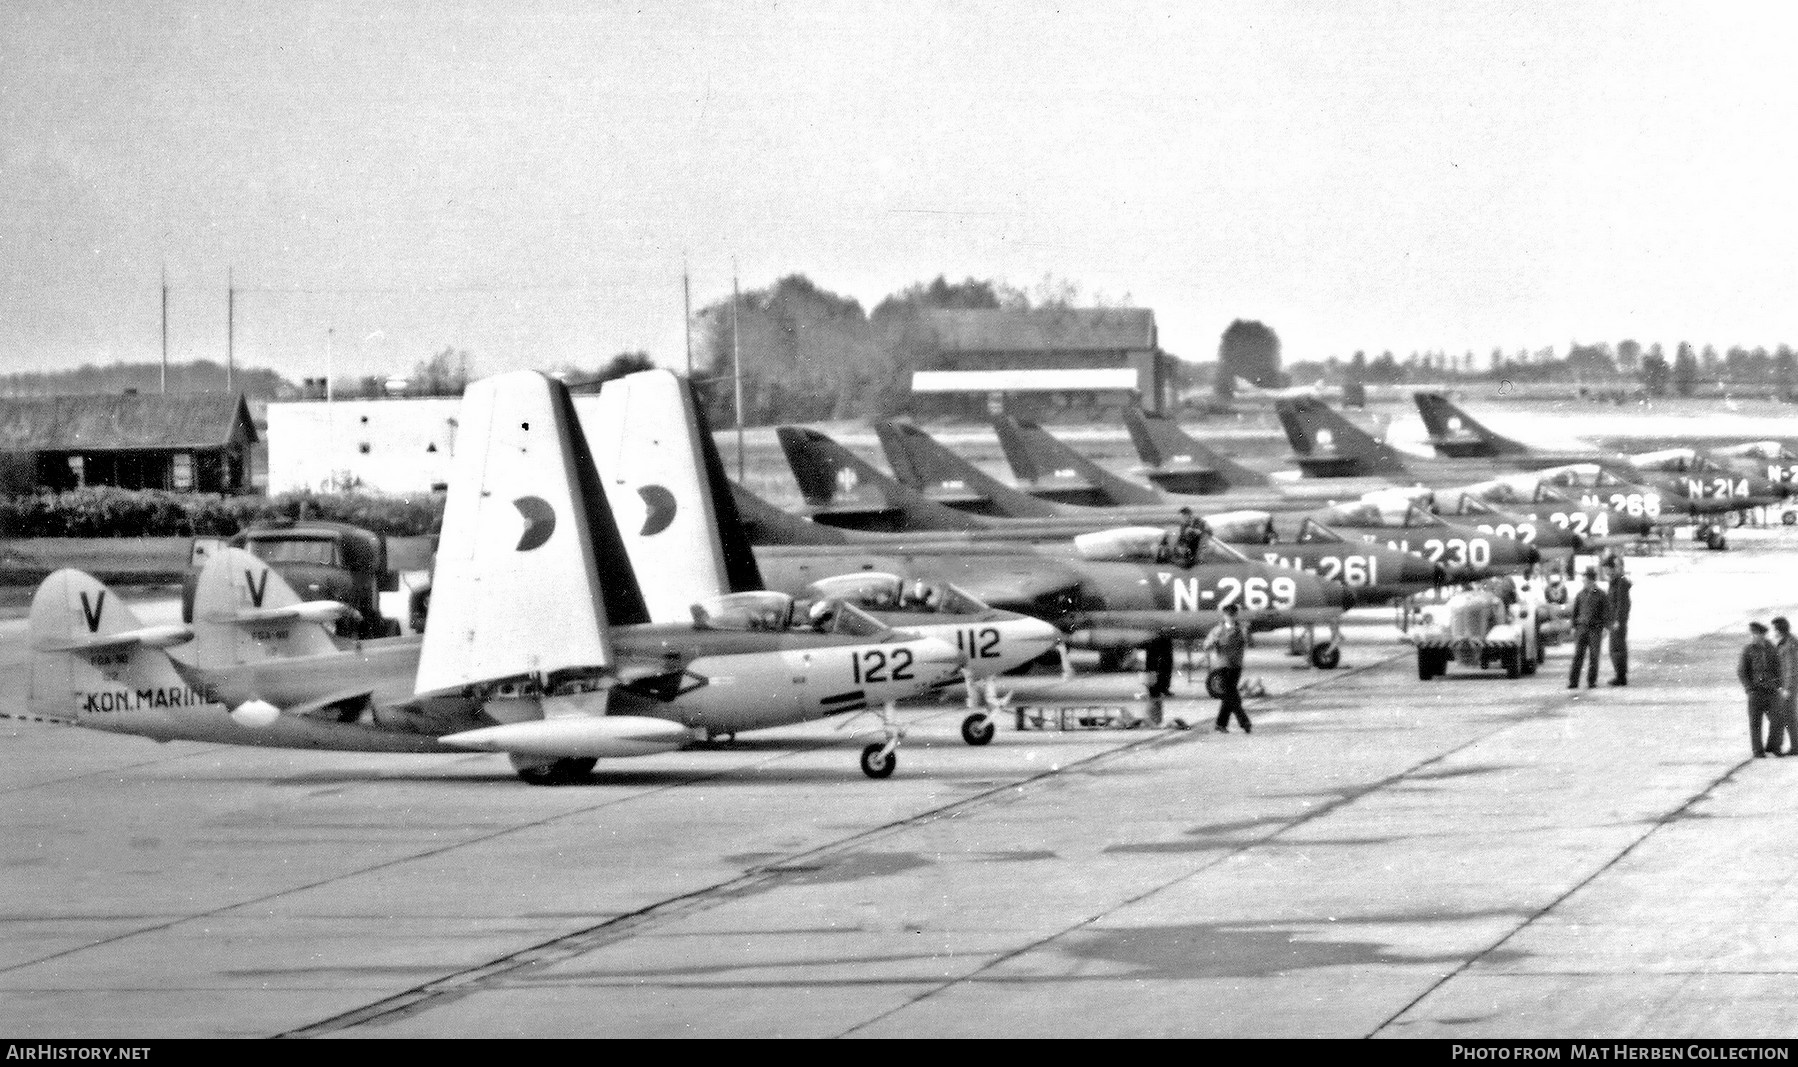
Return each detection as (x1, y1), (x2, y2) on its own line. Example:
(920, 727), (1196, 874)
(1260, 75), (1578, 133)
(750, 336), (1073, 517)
(0, 392), (257, 495)
(908, 307), (1175, 416)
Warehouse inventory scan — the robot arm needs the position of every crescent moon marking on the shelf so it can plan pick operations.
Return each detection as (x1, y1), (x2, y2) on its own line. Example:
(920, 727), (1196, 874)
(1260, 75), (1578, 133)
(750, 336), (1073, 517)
(638, 485), (677, 536)
(513, 496), (557, 551)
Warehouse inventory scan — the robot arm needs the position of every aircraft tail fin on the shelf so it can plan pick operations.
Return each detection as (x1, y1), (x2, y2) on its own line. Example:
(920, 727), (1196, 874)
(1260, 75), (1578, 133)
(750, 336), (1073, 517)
(1413, 392), (1530, 456)
(581, 368), (764, 622)
(187, 547), (346, 666)
(415, 371), (634, 698)
(1273, 397), (1414, 479)
(27, 569), (199, 723)
(872, 420), (1063, 517)
(777, 426), (987, 533)
(1120, 407), (1257, 493)
(991, 415), (1165, 506)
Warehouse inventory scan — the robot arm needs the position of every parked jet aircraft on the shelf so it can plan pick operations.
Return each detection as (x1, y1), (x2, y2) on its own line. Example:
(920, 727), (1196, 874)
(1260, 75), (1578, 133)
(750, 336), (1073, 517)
(879, 418), (1430, 523)
(1119, 406), (1419, 500)
(1410, 392), (1789, 524)
(28, 372), (963, 782)
(777, 425), (1282, 543)
(1274, 395), (1764, 550)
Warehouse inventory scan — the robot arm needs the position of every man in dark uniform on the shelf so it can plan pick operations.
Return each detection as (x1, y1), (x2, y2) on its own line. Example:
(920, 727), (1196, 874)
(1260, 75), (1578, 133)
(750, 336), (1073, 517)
(1567, 566), (1610, 689)
(1172, 507), (1207, 566)
(1203, 602), (1250, 733)
(1604, 555), (1632, 686)
(1740, 620), (1783, 758)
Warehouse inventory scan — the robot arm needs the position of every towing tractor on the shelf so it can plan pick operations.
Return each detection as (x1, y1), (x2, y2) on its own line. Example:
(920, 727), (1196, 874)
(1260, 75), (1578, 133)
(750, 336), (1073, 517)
(183, 519), (404, 640)
(1409, 580), (1559, 680)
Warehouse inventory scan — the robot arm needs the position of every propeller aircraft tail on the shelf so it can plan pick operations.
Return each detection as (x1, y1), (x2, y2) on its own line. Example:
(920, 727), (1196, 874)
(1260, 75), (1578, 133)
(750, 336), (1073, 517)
(186, 546), (348, 667)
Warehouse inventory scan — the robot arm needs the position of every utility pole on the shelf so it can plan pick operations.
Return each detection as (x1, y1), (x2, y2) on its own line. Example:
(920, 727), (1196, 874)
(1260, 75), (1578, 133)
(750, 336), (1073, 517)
(731, 263), (744, 484)
(225, 268), (235, 393)
(682, 258), (693, 378)
(160, 266), (168, 394)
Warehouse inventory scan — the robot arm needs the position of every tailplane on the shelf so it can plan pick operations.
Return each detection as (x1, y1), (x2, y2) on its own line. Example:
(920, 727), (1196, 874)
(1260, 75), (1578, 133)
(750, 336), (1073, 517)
(185, 547), (348, 667)
(27, 569), (204, 725)
(1273, 397), (1414, 479)
(1413, 392), (1531, 457)
(1120, 407), (1260, 493)
(990, 415), (1165, 506)
(777, 426), (987, 533)
(873, 420), (1064, 517)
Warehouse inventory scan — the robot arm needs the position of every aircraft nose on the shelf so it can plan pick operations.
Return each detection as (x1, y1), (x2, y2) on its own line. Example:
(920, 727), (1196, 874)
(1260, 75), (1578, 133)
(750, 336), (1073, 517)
(1017, 616), (1062, 656)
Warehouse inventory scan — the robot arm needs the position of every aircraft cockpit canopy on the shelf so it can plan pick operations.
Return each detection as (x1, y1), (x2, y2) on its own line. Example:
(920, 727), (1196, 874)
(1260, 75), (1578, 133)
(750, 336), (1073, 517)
(1471, 482), (1525, 506)
(1295, 518), (1347, 544)
(807, 572), (988, 616)
(1446, 495), (1501, 518)
(1403, 503), (1452, 528)
(690, 591), (797, 632)
(1074, 527), (1175, 562)
(1319, 501), (1384, 526)
(1630, 447), (1697, 473)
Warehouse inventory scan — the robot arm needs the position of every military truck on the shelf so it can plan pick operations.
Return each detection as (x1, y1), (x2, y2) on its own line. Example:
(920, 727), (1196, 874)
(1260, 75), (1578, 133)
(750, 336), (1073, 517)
(183, 519), (404, 640)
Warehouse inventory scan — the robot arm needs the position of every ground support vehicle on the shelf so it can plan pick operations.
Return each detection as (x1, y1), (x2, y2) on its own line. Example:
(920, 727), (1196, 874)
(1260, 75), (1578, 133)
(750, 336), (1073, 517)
(1409, 585), (1560, 680)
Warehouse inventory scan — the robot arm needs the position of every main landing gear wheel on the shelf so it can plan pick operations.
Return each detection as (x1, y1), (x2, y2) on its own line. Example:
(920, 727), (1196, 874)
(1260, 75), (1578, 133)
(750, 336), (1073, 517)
(860, 743), (897, 779)
(1309, 642), (1342, 669)
(960, 713), (995, 746)
(510, 755), (597, 786)
(1206, 667), (1231, 699)
(1503, 648), (1522, 679)
(1783, 510), (1797, 526)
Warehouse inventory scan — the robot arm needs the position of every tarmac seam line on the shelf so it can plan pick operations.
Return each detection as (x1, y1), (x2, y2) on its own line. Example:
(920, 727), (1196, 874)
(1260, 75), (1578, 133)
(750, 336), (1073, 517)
(1365, 613), (1770, 1038)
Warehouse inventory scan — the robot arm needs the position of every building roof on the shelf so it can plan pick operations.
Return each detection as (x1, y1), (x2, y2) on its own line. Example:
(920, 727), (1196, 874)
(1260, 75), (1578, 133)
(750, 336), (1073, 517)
(0, 393), (257, 452)
(923, 307), (1158, 353)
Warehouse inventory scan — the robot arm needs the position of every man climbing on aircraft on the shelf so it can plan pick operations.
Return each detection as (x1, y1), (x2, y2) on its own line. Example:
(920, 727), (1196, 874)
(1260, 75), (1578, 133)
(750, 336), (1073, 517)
(1171, 506), (1208, 566)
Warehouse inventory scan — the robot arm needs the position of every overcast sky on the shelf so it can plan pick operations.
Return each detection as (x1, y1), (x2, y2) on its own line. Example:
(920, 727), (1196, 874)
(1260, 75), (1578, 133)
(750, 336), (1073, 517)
(4, 1), (1796, 386)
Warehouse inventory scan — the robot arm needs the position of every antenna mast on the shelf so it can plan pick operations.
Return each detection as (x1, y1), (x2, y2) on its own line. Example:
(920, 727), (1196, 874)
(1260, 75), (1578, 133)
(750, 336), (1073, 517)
(160, 266), (168, 394)
(731, 264), (744, 484)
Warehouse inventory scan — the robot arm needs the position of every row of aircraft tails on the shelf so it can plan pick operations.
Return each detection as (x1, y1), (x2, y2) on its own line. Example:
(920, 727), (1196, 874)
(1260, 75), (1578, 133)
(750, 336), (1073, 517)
(24, 376), (1795, 783)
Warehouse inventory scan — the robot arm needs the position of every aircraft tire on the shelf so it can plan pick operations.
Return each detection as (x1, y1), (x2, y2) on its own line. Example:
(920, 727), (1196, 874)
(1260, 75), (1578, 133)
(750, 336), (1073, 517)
(961, 714), (995, 746)
(1504, 648), (1521, 679)
(512, 756), (598, 786)
(860, 743), (897, 779)
(1310, 642), (1342, 670)
(1417, 652), (1433, 681)
(1206, 668), (1231, 699)
(1783, 511), (1796, 526)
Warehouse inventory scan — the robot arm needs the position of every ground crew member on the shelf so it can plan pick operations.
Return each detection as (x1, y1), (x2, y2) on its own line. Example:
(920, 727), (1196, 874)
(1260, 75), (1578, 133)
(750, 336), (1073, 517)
(1604, 555), (1632, 686)
(1172, 507), (1206, 566)
(1566, 567), (1609, 689)
(1771, 617), (1798, 757)
(1740, 620), (1783, 758)
(1202, 602), (1250, 733)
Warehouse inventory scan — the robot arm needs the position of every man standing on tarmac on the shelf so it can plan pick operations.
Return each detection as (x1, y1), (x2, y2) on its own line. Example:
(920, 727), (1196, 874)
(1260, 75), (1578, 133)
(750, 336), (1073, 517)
(1605, 555), (1632, 686)
(1769, 617), (1798, 757)
(1203, 602), (1250, 734)
(1567, 566), (1610, 690)
(1740, 621), (1784, 758)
